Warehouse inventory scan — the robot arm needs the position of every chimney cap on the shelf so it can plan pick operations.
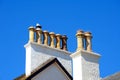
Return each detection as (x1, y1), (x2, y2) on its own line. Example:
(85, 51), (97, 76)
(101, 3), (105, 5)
(43, 30), (49, 34)
(76, 30), (84, 36)
(77, 30), (84, 33)
(36, 23), (42, 28)
(56, 34), (61, 37)
(62, 35), (68, 39)
(28, 26), (35, 30)
(84, 32), (92, 37)
(49, 32), (55, 35)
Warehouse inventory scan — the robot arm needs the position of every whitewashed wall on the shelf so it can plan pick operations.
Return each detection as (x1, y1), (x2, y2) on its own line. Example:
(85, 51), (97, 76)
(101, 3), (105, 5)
(71, 50), (100, 80)
(32, 63), (71, 80)
(81, 51), (100, 80)
(25, 42), (72, 76)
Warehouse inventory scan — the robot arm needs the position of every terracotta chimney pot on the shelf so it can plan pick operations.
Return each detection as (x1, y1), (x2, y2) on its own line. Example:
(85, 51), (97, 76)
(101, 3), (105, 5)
(36, 24), (42, 44)
(76, 30), (84, 51)
(49, 32), (55, 48)
(84, 32), (92, 51)
(28, 26), (35, 42)
(43, 30), (49, 46)
(56, 34), (61, 49)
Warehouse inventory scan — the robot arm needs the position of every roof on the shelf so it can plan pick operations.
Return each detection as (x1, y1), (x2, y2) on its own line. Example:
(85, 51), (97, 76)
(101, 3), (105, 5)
(102, 72), (120, 80)
(14, 74), (26, 80)
(15, 58), (72, 80)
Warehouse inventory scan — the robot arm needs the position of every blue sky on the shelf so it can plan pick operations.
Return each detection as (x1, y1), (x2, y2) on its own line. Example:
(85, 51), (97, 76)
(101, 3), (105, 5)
(0, 0), (120, 79)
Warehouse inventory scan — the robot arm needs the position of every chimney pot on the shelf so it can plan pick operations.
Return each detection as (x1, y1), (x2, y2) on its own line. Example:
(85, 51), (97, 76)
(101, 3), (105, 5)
(84, 32), (92, 51)
(56, 34), (61, 36)
(49, 32), (55, 48)
(43, 30), (49, 46)
(84, 32), (92, 37)
(76, 30), (84, 36)
(62, 35), (68, 39)
(36, 27), (42, 44)
(56, 34), (61, 49)
(76, 30), (84, 51)
(61, 35), (68, 51)
(43, 30), (48, 33)
(49, 32), (55, 35)
(28, 26), (35, 42)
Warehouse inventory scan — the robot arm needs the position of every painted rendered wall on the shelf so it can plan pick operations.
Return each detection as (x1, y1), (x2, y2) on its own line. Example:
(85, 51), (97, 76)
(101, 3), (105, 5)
(71, 54), (82, 80)
(25, 44), (32, 76)
(71, 50), (100, 80)
(25, 42), (72, 76)
(32, 63), (70, 80)
(81, 51), (100, 80)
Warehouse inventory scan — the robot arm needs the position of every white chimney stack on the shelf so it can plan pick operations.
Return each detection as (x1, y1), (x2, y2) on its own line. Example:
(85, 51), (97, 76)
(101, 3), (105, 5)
(70, 50), (100, 80)
(70, 30), (101, 80)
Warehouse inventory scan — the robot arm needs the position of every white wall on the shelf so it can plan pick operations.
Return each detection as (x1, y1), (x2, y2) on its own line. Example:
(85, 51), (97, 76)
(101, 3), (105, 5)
(32, 63), (71, 80)
(72, 54), (82, 80)
(81, 51), (100, 80)
(25, 44), (32, 76)
(71, 50), (100, 80)
(25, 42), (72, 76)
